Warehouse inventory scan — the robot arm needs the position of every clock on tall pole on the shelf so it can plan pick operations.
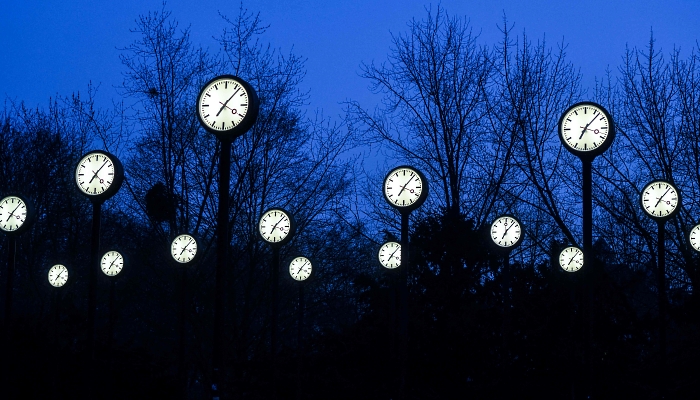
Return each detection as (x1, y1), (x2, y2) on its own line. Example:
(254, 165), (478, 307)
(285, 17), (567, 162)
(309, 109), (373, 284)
(74, 150), (124, 359)
(382, 165), (428, 398)
(197, 74), (259, 400)
(640, 178), (681, 395)
(258, 207), (295, 397)
(288, 255), (313, 399)
(1, 194), (35, 335)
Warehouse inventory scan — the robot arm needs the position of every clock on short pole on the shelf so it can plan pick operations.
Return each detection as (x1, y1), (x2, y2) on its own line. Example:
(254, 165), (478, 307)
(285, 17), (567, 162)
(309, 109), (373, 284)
(170, 233), (198, 396)
(74, 150), (124, 358)
(258, 207), (295, 397)
(101, 250), (124, 349)
(197, 75), (259, 400)
(1, 194), (35, 330)
(382, 165), (429, 398)
(640, 179), (681, 394)
(288, 255), (312, 399)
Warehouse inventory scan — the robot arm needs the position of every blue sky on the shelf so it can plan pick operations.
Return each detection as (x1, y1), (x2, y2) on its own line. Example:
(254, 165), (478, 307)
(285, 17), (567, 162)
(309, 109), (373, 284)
(2, 0), (700, 120)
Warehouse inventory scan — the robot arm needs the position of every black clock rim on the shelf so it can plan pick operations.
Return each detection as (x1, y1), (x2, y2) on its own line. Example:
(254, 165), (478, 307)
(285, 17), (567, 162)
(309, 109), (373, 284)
(382, 165), (429, 213)
(259, 207), (296, 247)
(288, 255), (316, 283)
(100, 249), (125, 277)
(689, 223), (700, 253)
(377, 241), (402, 269)
(196, 74), (260, 142)
(558, 245), (584, 272)
(170, 233), (200, 266)
(0, 193), (35, 236)
(639, 179), (682, 222)
(75, 150), (125, 204)
(557, 101), (616, 161)
(488, 214), (524, 252)
(48, 264), (69, 288)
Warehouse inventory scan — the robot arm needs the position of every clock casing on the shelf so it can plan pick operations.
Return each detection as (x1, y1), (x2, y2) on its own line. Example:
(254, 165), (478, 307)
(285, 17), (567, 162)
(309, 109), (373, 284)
(558, 101), (615, 161)
(75, 150), (124, 203)
(0, 194), (34, 235)
(640, 180), (681, 222)
(196, 75), (260, 142)
(383, 166), (429, 213)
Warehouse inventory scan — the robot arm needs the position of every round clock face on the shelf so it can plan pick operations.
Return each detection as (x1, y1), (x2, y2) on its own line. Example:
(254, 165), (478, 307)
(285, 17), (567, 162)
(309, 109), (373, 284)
(289, 256), (313, 281)
(559, 246), (584, 273)
(171, 234), (198, 264)
(378, 241), (401, 269)
(0, 195), (29, 233)
(640, 180), (680, 220)
(689, 223), (700, 253)
(558, 102), (614, 158)
(196, 75), (259, 139)
(101, 250), (124, 277)
(48, 264), (68, 287)
(490, 215), (523, 249)
(383, 166), (428, 211)
(259, 208), (294, 246)
(75, 151), (123, 198)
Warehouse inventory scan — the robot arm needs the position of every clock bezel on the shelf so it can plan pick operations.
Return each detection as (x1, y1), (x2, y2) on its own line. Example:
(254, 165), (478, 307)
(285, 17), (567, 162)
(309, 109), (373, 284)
(0, 193), (34, 235)
(557, 101), (616, 161)
(170, 233), (200, 265)
(378, 241), (402, 270)
(489, 214), (524, 251)
(558, 245), (584, 273)
(639, 180), (682, 222)
(688, 223), (700, 253)
(288, 256), (314, 282)
(48, 264), (69, 288)
(196, 74), (260, 143)
(100, 249), (125, 277)
(258, 207), (296, 247)
(74, 150), (124, 204)
(382, 165), (429, 213)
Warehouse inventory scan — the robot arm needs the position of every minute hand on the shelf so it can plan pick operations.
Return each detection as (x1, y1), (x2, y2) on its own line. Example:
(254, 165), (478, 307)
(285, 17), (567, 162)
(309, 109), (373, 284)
(654, 187), (671, 208)
(579, 114), (599, 139)
(216, 88), (240, 116)
(397, 175), (415, 196)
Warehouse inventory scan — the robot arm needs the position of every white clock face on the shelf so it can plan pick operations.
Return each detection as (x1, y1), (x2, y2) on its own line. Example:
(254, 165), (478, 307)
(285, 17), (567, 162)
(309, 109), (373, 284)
(48, 264), (68, 287)
(641, 181), (679, 219)
(378, 241), (401, 269)
(560, 104), (611, 153)
(171, 234), (197, 264)
(490, 216), (522, 249)
(689, 224), (700, 253)
(76, 152), (117, 196)
(289, 256), (312, 281)
(384, 167), (425, 208)
(198, 77), (251, 132)
(0, 196), (28, 232)
(259, 209), (292, 244)
(559, 246), (584, 273)
(101, 250), (124, 277)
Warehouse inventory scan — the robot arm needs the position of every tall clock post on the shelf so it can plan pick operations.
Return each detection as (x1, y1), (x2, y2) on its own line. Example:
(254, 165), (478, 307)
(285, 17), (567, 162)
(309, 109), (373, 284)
(558, 101), (615, 398)
(258, 208), (295, 398)
(639, 179), (681, 397)
(197, 75), (259, 400)
(382, 165), (428, 399)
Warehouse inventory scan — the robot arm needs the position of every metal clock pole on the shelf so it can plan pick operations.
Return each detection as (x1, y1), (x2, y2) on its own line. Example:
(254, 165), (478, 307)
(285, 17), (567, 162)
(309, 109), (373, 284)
(212, 139), (231, 400)
(271, 245), (280, 397)
(656, 219), (667, 394)
(296, 283), (304, 400)
(88, 201), (101, 357)
(197, 75), (259, 400)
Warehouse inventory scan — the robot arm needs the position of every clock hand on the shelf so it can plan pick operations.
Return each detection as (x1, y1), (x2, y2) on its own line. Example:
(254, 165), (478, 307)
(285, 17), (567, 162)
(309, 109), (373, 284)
(501, 220), (514, 239)
(270, 217), (285, 234)
(89, 160), (108, 184)
(180, 239), (193, 255)
(297, 261), (309, 275)
(6, 204), (21, 222)
(654, 188), (671, 208)
(388, 247), (400, 260)
(216, 88), (240, 116)
(579, 114), (599, 139)
(218, 102), (238, 114)
(397, 175), (415, 196)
